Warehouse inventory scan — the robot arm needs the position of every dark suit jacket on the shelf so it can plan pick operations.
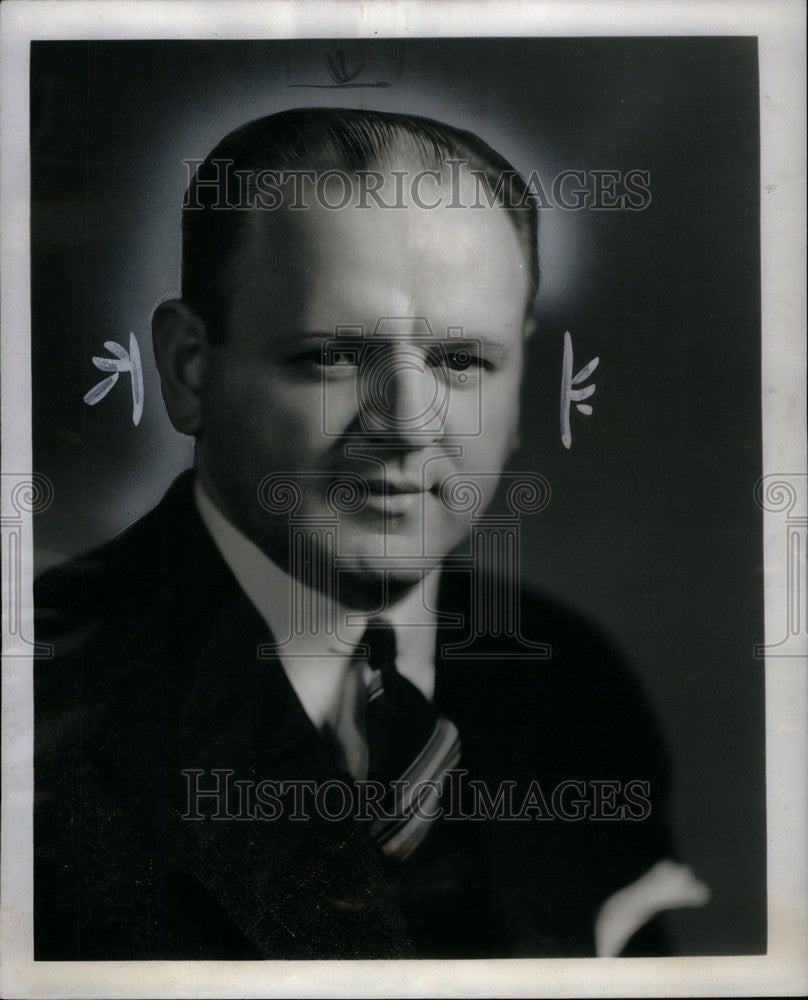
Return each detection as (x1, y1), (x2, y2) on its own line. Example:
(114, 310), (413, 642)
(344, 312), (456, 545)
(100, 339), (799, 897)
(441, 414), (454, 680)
(35, 470), (673, 960)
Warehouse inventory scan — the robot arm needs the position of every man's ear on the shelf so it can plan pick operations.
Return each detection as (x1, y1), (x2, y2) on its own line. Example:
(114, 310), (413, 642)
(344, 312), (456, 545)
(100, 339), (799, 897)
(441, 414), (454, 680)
(151, 299), (208, 435)
(523, 314), (538, 340)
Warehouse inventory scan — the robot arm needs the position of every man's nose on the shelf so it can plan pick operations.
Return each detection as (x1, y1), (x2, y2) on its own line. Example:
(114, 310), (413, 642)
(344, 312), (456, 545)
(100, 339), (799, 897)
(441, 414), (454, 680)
(358, 345), (446, 444)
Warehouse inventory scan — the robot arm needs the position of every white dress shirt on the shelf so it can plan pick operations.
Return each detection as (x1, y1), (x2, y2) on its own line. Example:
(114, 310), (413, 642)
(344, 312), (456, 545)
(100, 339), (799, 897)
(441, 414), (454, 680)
(194, 477), (439, 778)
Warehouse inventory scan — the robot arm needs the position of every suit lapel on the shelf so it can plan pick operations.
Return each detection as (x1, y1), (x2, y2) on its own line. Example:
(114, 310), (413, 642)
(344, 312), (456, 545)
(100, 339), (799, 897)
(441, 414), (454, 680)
(168, 499), (411, 958)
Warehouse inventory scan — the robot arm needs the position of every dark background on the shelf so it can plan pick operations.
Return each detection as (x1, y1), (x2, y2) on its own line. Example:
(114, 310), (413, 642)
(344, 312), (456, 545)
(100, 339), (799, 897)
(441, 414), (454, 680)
(31, 38), (764, 955)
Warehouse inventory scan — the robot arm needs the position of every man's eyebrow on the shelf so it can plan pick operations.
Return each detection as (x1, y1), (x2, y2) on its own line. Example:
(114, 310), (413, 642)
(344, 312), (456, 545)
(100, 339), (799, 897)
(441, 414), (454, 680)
(463, 338), (511, 355)
(271, 330), (334, 347)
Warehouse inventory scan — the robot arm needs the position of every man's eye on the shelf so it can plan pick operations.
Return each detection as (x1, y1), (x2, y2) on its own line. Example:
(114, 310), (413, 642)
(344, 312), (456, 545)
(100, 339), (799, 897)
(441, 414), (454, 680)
(298, 348), (358, 367)
(326, 350), (359, 366)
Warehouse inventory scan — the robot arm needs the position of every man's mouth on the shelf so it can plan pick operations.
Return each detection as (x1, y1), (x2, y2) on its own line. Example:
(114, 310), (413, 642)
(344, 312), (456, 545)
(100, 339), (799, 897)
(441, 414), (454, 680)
(365, 478), (429, 495)
(363, 477), (438, 513)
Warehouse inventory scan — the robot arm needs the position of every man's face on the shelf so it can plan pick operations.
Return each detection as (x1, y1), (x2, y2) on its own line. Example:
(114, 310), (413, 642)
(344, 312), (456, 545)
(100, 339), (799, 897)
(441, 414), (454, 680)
(197, 172), (531, 607)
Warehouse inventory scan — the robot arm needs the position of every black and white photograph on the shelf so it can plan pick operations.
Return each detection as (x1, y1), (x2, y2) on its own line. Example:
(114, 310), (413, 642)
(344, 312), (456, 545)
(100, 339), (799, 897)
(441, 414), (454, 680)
(1, 1), (805, 997)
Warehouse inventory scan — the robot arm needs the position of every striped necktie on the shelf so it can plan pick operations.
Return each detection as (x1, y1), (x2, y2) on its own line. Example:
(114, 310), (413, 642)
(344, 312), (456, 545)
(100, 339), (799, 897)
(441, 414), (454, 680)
(362, 619), (461, 863)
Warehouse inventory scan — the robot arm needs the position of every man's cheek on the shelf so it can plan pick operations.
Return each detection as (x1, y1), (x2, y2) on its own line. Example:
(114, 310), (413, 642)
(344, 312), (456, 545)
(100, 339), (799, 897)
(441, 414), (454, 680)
(456, 431), (517, 478)
(273, 379), (340, 437)
(236, 386), (316, 441)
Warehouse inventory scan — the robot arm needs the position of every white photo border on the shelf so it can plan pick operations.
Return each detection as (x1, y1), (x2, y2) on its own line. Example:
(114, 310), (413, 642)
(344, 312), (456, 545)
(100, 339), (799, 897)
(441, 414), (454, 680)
(2, 1), (806, 996)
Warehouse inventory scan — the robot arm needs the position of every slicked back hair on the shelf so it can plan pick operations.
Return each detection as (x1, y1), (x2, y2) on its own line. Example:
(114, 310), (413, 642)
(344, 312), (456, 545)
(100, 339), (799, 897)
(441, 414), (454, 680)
(181, 107), (540, 343)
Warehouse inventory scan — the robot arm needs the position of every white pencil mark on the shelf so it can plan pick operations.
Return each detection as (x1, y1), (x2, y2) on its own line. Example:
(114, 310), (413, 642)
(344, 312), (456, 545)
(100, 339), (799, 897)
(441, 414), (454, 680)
(83, 331), (143, 426)
(560, 330), (599, 449)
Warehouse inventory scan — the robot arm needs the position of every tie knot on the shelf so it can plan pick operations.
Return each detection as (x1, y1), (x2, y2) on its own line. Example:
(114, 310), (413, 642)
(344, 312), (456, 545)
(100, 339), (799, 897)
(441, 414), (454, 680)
(361, 619), (397, 673)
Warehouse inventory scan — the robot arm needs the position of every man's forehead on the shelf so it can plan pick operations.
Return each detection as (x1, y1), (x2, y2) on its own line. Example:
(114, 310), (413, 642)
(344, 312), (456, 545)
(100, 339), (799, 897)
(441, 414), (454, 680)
(237, 173), (530, 316)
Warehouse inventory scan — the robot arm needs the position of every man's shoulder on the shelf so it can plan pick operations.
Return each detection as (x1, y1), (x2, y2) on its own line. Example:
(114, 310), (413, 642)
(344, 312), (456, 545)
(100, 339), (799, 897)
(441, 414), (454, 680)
(505, 583), (661, 725)
(32, 468), (223, 735)
(437, 572), (669, 777)
(35, 470), (198, 632)
(441, 568), (643, 686)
